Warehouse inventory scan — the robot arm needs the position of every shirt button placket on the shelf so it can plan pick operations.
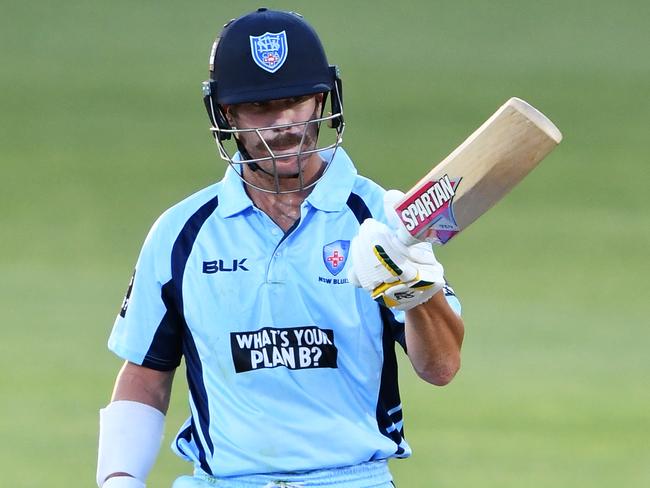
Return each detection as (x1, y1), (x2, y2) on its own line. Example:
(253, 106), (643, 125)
(266, 224), (284, 283)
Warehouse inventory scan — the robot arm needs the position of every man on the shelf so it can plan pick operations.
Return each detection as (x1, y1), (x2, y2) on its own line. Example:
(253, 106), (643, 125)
(97, 8), (464, 488)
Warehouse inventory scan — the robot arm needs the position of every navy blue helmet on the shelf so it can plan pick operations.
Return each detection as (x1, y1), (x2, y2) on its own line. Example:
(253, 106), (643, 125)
(202, 8), (343, 142)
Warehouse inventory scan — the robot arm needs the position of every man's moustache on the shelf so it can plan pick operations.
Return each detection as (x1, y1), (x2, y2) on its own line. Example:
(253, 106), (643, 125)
(257, 133), (314, 153)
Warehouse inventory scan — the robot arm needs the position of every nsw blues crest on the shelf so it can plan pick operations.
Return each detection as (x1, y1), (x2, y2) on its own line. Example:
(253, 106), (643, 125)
(249, 31), (288, 73)
(323, 240), (349, 276)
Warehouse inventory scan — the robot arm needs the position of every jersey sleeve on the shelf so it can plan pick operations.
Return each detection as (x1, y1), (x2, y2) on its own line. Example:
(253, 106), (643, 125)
(442, 281), (462, 315)
(108, 215), (184, 371)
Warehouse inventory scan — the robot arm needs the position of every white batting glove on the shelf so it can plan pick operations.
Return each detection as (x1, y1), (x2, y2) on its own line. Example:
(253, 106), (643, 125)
(348, 190), (445, 310)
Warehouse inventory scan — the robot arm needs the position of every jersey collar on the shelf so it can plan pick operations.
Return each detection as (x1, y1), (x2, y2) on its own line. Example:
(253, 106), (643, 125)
(305, 147), (357, 212)
(217, 164), (255, 218)
(217, 147), (357, 218)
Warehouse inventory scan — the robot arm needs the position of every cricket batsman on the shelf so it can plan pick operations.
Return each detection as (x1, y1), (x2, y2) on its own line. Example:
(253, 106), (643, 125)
(97, 8), (464, 488)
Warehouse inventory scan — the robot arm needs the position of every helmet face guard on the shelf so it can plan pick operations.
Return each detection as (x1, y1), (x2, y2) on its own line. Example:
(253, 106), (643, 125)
(202, 74), (344, 193)
(202, 9), (345, 193)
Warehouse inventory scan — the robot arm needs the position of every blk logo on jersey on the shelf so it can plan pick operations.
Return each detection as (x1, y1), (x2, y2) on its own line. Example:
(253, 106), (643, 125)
(249, 31), (288, 73)
(323, 240), (349, 276)
(231, 326), (338, 373)
(203, 259), (249, 273)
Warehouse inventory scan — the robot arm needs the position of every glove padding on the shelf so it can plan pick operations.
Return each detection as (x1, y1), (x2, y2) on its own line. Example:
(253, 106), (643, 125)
(348, 190), (445, 310)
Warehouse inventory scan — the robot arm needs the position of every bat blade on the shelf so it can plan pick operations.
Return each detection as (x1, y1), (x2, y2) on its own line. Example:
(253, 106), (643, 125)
(395, 97), (562, 245)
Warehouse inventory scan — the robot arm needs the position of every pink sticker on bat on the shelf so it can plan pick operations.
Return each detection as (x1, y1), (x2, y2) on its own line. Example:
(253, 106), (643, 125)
(395, 175), (462, 244)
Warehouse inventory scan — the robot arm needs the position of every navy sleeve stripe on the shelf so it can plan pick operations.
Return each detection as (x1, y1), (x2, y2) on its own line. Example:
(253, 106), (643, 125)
(140, 279), (183, 371)
(443, 281), (457, 297)
(346, 192), (373, 224)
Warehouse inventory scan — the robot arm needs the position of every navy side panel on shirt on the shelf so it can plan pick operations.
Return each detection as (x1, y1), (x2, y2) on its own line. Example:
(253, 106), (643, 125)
(144, 194), (220, 474)
(377, 307), (407, 456)
(346, 191), (408, 456)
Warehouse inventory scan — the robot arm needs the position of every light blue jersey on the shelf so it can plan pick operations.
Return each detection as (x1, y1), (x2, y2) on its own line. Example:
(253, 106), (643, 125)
(109, 148), (461, 478)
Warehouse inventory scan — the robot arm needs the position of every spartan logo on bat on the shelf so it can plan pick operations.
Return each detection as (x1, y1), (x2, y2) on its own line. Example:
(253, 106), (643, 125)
(250, 31), (288, 73)
(397, 175), (462, 244)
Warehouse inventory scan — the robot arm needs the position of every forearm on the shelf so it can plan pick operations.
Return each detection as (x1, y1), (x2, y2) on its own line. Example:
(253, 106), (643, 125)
(111, 361), (175, 413)
(97, 362), (175, 487)
(405, 290), (464, 386)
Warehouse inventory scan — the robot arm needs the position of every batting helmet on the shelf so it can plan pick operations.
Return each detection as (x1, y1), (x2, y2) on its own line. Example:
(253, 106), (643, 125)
(201, 8), (344, 193)
(203, 8), (345, 193)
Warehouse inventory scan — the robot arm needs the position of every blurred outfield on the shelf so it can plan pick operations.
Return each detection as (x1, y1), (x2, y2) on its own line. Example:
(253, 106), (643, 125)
(1, 0), (649, 486)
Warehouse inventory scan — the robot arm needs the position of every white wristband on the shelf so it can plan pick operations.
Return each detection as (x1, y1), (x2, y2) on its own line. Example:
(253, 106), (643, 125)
(102, 476), (146, 488)
(97, 400), (165, 487)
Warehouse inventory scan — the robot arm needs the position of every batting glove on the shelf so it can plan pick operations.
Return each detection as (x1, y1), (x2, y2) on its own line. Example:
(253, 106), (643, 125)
(347, 190), (445, 310)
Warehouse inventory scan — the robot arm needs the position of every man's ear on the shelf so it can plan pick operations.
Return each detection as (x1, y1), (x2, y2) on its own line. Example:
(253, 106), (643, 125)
(315, 93), (324, 109)
(222, 104), (235, 126)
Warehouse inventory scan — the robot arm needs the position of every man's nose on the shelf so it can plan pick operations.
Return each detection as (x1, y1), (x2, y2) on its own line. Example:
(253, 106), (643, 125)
(270, 108), (303, 130)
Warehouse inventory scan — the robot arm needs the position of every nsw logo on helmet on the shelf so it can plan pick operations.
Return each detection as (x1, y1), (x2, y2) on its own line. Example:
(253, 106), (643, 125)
(249, 31), (288, 73)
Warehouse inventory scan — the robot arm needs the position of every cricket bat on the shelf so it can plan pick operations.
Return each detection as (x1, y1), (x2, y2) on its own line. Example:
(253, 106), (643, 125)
(395, 97), (562, 245)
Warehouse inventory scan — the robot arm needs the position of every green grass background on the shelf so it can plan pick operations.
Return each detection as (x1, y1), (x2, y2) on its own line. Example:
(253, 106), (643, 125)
(1, 0), (648, 486)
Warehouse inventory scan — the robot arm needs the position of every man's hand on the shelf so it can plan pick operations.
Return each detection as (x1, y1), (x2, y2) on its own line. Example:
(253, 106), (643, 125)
(348, 191), (445, 310)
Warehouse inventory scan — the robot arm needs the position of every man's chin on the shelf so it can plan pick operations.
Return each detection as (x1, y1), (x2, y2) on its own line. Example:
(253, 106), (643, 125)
(246, 150), (323, 182)
(257, 153), (305, 173)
